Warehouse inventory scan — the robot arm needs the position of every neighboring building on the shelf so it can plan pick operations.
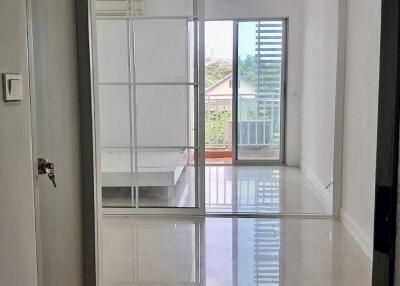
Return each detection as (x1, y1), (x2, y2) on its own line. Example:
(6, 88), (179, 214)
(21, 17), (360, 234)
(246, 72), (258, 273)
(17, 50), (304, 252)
(206, 73), (256, 99)
(205, 57), (232, 66)
(205, 74), (256, 150)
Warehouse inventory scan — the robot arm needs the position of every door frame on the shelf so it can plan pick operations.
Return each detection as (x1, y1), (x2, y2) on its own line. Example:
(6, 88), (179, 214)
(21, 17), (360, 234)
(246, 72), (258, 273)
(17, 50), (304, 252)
(232, 18), (288, 166)
(203, 18), (288, 166)
(73, 7), (350, 285)
(26, 0), (42, 284)
(31, 0), (400, 285)
(75, 0), (100, 284)
(372, 0), (400, 285)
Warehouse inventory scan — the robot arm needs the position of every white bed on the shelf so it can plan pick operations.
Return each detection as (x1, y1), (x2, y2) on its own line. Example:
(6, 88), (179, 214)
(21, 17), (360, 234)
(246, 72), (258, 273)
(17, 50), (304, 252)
(101, 148), (188, 201)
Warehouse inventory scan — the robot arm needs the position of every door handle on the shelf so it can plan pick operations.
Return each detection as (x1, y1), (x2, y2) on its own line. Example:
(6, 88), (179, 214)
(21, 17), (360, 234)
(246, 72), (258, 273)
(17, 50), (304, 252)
(38, 158), (57, 188)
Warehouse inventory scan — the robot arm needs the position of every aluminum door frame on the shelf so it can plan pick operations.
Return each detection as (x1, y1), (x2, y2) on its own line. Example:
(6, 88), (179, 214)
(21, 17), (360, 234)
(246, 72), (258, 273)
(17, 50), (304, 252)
(232, 18), (288, 166)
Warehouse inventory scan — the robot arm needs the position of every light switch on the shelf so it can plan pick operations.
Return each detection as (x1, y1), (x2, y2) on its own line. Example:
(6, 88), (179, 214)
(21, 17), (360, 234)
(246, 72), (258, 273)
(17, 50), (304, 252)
(2, 74), (23, 101)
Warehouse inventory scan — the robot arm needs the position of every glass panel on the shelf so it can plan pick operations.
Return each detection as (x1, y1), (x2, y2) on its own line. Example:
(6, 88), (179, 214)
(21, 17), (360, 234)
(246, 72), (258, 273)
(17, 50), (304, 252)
(134, 19), (194, 83)
(205, 21), (233, 164)
(134, 0), (194, 17)
(96, 0), (132, 17)
(188, 21), (196, 84)
(136, 148), (197, 208)
(95, 0), (199, 211)
(136, 85), (196, 147)
(237, 20), (284, 161)
(99, 85), (131, 147)
(99, 86), (137, 207)
(101, 146), (137, 207)
(97, 19), (130, 83)
(96, 0), (194, 17)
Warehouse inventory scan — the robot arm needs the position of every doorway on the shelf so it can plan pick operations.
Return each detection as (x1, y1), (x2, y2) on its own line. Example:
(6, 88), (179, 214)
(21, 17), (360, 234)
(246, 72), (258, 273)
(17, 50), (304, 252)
(205, 19), (287, 165)
(70, 0), (398, 284)
(205, 21), (234, 165)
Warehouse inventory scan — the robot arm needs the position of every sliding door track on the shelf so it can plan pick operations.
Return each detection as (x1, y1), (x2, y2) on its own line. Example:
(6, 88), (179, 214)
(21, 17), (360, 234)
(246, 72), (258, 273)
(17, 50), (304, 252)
(102, 212), (333, 219)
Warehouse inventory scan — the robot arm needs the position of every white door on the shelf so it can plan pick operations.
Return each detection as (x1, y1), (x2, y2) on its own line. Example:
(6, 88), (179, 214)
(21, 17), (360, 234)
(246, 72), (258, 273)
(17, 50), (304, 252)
(28, 0), (84, 285)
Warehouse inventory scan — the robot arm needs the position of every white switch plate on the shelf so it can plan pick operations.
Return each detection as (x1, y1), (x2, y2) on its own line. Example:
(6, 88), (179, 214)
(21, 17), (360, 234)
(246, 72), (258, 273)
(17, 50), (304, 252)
(2, 74), (23, 101)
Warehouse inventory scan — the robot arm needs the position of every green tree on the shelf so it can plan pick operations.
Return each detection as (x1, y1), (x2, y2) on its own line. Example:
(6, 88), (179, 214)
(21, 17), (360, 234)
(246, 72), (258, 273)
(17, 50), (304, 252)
(238, 55), (257, 84)
(205, 63), (232, 88)
(206, 55), (283, 89)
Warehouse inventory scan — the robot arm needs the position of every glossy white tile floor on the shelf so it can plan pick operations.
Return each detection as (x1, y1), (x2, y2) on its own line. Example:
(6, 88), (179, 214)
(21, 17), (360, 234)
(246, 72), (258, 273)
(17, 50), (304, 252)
(101, 216), (372, 286)
(102, 166), (329, 215)
(205, 166), (329, 214)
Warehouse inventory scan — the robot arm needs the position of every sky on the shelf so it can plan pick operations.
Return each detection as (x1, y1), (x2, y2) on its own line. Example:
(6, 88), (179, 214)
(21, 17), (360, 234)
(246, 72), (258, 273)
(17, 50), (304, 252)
(205, 21), (256, 61)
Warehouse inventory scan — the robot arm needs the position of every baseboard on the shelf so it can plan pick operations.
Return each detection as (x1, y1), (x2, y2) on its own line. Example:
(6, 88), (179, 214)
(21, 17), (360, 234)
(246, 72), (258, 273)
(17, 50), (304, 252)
(300, 162), (332, 213)
(286, 159), (300, 167)
(300, 163), (373, 261)
(341, 209), (373, 260)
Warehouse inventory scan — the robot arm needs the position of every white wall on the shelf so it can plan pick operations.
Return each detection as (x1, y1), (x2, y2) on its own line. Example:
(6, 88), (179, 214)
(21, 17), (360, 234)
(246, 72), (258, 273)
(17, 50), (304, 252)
(300, 0), (339, 207)
(0, 0), (38, 285)
(205, 0), (305, 166)
(134, 19), (192, 147)
(341, 0), (381, 259)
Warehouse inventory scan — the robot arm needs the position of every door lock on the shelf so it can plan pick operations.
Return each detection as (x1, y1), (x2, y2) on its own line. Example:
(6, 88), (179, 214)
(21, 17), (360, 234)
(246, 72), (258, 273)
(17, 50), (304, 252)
(38, 158), (57, 188)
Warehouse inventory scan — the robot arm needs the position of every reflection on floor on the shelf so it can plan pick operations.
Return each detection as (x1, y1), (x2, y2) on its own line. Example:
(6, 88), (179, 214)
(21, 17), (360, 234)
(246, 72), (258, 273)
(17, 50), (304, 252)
(102, 216), (372, 286)
(205, 157), (233, 164)
(205, 166), (329, 214)
(102, 166), (329, 214)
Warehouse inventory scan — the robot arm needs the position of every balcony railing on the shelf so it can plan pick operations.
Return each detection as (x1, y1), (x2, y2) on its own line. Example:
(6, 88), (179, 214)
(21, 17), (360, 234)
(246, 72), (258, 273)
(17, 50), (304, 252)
(205, 94), (281, 151)
(205, 95), (233, 150)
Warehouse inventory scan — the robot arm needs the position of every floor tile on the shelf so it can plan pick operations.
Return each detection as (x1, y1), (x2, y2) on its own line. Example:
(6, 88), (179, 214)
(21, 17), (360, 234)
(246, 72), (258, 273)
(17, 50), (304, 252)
(101, 216), (371, 286)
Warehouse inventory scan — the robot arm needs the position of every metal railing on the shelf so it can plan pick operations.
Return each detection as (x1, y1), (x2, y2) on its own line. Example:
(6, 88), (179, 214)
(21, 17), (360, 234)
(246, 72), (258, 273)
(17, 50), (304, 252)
(205, 94), (281, 151)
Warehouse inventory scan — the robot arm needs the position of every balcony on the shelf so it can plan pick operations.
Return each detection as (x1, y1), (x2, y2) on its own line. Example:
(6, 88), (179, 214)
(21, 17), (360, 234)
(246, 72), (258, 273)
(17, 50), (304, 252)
(205, 94), (281, 162)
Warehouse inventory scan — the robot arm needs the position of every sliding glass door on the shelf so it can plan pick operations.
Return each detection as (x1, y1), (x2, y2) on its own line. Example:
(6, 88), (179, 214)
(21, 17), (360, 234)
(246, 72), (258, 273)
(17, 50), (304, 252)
(95, 0), (204, 214)
(234, 20), (286, 164)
